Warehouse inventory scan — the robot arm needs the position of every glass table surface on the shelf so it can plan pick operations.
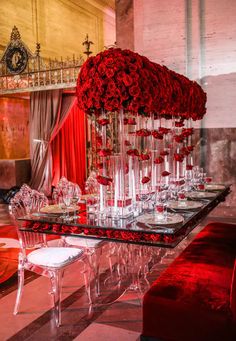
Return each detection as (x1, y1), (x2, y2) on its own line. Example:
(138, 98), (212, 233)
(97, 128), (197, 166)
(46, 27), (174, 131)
(18, 186), (230, 248)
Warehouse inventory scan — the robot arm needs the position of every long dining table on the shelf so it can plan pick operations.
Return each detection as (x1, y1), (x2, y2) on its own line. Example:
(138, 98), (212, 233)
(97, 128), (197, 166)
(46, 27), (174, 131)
(18, 185), (230, 249)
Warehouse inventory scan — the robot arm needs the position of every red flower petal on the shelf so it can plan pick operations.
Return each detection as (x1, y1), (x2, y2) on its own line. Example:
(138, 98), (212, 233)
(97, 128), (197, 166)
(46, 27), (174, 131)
(162, 171), (171, 177)
(98, 148), (112, 157)
(125, 140), (131, 146)
(97, 118), (109, 126)
(186, 145), (194, 152)
(152, 130), (164, 140)
(186, 164), (193, 170)
(127, 118), (137, 125)
(141, 176), (151, 184)
(160, 150), (169, 156)
(96, 175), (113, 186)
(175, 121), (185, 127)
(136, 129), (151, 137)
(154, 156), (164, 164)
(174, 153), (184, 162)
(139, 153), (150, 161)
(127, 149), (139, 157)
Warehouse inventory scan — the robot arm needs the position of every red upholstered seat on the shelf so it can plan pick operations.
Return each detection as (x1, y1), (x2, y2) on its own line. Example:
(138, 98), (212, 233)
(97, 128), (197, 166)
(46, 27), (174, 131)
(142, 222), (236, 341)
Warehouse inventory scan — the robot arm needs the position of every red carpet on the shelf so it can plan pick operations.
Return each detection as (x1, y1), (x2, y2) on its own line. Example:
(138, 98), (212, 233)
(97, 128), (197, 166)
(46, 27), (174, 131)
(0, 225), (18, 284)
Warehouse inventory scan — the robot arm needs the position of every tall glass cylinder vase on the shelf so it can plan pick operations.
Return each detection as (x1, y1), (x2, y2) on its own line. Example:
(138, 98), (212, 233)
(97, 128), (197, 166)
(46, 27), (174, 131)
(94, 109), (133, 218)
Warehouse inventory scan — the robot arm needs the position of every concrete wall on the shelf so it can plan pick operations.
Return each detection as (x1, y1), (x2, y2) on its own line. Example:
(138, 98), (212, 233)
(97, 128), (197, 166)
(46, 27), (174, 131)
(128, 0), (236, 129)
(116, 0), (236, 207)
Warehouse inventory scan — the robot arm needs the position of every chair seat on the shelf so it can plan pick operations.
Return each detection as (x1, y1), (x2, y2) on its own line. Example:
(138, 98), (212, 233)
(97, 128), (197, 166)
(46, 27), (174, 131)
(65, 236), (104, 249)
(27, 247), (83, 268)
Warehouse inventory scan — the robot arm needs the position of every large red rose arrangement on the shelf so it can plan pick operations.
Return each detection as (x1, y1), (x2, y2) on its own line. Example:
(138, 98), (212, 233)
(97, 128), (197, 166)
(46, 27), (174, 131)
(76, 48), (206, 120)
(76, 48), (207, 218)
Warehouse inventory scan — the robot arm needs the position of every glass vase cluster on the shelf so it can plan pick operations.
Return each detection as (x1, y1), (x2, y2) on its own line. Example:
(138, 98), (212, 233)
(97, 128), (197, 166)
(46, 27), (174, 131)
(88, 109), (196, 219)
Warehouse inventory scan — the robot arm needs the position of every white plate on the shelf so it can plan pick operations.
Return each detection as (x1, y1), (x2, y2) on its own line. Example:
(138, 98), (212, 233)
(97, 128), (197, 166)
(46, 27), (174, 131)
(186, 191), (217, 199)
(137, 213), (184, 227)
(40, 204), (77, 215)
(168, 200), (203, 210)
(205, 184), (225, 191)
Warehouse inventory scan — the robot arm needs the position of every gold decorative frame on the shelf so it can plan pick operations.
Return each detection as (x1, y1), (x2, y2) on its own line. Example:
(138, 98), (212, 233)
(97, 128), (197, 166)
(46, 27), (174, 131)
(0, 27), (85, 94)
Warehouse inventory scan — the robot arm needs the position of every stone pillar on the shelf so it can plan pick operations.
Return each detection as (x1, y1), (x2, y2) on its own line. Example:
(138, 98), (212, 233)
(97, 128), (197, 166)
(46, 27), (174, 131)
(115, 0), (134, 49)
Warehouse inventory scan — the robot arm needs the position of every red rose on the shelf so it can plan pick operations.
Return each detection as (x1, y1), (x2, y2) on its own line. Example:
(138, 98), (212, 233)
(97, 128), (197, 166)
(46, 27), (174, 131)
(141, 176), (150, 184)
(127, 149), (139, 156)
(129, 85), (140, 97)
(158, 127), (170, 135)
(174, 134), (184, 143)
(96, 175), (113, 186)
(152, 130), (163, 140)
(123, 74), (133, 87)
(139, 153), (150, 161)
(123, 118), (128, 125)
(154, 156), (164, 164)
(180, 147), (190, 156)
(160, 150), (169, 156)
(182, 128), (194, 137)
(98, 148), (112, 157)
(162, 171), (171, 177)
(105, 68), (115, 78)
(125, 140), (131, 146)
(174, 153), (184, 162)
(128, 118), (137, 125)
(136, 129), (151, 137)
(97, 118), (109, 126)
(96, 162), (104, 169)
(186, 164), (193, 170)
(186, 145), (194, 152)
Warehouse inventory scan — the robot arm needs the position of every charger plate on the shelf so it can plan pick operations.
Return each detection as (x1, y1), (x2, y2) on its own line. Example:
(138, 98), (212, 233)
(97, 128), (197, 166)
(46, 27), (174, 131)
(168, 200), (203, 210)
(205, 184), (225, 191)
(40, 204), (77, 215)
(136, 212), (184, 227)
(186, 191), (217, 199)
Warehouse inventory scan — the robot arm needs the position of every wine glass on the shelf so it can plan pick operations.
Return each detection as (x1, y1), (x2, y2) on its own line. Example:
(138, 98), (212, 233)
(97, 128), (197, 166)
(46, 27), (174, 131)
(62, 187), (73, 221)
(71, 188), (81, 221)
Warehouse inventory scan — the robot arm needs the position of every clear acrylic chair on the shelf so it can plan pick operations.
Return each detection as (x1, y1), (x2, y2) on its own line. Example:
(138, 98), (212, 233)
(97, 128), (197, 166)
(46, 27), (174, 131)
(54, 177), (105, 297)
(9, 185), (91, 327)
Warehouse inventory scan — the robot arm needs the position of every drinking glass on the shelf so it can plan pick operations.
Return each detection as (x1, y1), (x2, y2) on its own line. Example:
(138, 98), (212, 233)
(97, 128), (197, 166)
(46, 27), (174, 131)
(154, 190), (167, 221)
(62, 194), (71, 220)
(71, 195), (80, 221)
(178, 190), (186, 201)
(62, 187), (73, 220)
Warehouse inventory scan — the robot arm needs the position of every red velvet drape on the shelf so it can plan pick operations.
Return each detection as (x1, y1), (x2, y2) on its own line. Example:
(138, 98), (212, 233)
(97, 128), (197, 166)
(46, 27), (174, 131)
(51, 101), (86, 191)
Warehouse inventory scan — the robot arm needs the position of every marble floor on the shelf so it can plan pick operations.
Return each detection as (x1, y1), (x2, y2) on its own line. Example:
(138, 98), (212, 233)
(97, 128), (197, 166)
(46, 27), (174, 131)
(1, 192), (236, 341)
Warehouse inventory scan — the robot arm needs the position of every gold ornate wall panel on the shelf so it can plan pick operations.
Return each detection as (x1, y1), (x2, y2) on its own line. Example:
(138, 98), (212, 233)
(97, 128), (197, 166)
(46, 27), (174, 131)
(0, 0), (115, 59)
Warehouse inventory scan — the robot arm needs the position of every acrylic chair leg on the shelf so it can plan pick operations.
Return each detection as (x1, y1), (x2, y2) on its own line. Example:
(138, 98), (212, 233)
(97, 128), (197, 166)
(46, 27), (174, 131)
(50, 270), (63, 327)
(94, 248), (102, 297)
(14, 265), (25, 315)
(82, 259), (92, 306)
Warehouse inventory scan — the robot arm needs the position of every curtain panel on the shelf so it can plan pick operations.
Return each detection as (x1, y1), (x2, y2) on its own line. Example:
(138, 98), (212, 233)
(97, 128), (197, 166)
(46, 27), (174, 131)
(51, 104), (86, 192)
(29, 90), (75, 194)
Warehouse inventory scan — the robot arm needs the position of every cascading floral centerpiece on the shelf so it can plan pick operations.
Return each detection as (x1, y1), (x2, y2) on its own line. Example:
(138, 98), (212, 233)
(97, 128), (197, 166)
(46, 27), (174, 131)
(76, 48), (207, 218)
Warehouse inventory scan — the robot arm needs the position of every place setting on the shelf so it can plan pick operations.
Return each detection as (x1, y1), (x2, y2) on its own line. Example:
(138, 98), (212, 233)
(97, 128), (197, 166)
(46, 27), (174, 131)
(32, 180), (81, 222)
(136, 190), (185, 231)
